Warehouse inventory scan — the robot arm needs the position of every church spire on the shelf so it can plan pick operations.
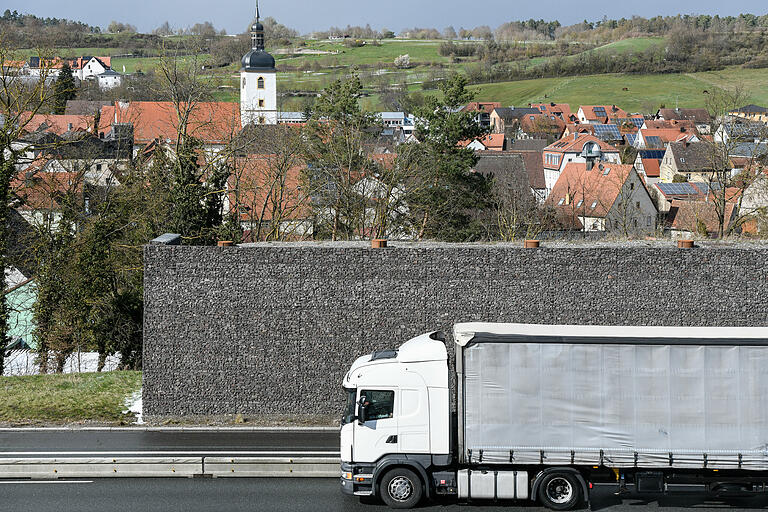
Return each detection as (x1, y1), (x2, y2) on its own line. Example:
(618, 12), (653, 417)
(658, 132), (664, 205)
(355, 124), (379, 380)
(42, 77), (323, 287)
(251, 0), (265, 50)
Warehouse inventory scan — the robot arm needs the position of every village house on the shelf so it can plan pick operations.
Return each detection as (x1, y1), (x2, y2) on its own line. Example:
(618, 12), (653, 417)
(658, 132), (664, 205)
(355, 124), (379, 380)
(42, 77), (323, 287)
(461, 102), (502, 129)
(659, 142), (716, 183)
(71, 56), (112, 81)
(472, 152), (547, 203)
(545, 162), (657, 233)
(714, 119), (767, 144)
(655, 108), (712, 134)
(577, 105), (627, 124)
(729, 105), (768, 125)
(652, 182), (717, 213)
(530, 102), (575, 123)
(634, 127), (699, 149)
(489, 107), (541, 134)
(666, 199), (737, 238)
(542, 134), (621, 196)
(98, 101), (242, 154)
(633, 149), (666, 186)
(460, 133), (506, 151)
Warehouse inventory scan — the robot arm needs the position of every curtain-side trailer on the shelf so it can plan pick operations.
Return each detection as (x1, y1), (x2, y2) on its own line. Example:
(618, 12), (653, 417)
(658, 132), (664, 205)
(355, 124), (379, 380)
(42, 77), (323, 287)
(340, 323), (768, 509)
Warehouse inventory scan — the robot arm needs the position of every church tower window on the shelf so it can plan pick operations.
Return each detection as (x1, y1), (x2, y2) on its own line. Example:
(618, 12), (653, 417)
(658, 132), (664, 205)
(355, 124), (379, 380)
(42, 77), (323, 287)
(257, 77), (265, 89)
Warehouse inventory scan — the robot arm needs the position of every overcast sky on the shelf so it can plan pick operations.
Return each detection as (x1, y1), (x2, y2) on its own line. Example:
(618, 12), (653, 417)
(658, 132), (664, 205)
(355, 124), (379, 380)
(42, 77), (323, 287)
(4, 0), (767, 34)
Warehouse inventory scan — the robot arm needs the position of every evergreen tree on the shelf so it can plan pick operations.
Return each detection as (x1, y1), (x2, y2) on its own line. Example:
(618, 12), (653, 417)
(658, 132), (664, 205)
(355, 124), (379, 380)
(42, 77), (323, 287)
(53, 62), (77, 115)
(400, 74), (492, 241)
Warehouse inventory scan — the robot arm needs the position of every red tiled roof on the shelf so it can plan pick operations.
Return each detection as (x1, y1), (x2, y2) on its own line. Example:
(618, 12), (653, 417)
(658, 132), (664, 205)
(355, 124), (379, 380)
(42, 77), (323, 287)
(580, 105), (627, 121)
(545, 162), (636, 220)
(19, 113), (93, 135)
(13, 160), (84, 211)
(667, 199), (737, 234)
(462, 102), (502, 114)
(99, 101), (241, 145)
(459, 133), (505, 150)
(641, 158), (661, 178)
(544, 133), (619, 154)
(530, 103), (572, 119)
(640, 128), (697, 145)
(643, 119), (697, 132)
(227, 156), (310, 225)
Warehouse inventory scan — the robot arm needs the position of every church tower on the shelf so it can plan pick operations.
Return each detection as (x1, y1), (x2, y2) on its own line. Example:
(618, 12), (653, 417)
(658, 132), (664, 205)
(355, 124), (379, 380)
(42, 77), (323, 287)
(241, 1), (277, 126)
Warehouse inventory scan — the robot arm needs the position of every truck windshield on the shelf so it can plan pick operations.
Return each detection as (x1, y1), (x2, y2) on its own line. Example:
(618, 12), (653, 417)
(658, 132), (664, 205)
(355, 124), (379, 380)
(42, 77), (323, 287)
(342, 388), (356, 425)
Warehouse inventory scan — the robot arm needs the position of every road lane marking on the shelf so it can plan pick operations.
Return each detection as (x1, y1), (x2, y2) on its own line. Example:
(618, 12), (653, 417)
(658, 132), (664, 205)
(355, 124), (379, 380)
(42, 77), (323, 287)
(0, 480), (94, 484)
(0, 451), (340, 456)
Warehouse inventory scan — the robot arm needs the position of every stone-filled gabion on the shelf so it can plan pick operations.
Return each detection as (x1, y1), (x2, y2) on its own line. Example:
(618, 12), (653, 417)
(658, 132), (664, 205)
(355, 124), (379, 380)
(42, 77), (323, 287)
(143, 242), (768, 418)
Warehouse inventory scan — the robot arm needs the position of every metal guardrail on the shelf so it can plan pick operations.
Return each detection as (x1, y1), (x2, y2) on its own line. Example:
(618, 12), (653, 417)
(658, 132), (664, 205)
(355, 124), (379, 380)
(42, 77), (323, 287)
(0, 456), (340, 479)
(205, 457), (339, 478)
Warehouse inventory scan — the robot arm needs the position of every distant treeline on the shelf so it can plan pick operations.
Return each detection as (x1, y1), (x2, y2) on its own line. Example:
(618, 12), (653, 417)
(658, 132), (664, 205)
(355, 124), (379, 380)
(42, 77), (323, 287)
(461, 29), (768, 86)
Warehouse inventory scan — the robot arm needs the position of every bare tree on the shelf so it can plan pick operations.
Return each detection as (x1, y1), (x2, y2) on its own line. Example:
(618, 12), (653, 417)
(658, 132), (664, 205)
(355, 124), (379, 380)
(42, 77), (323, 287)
(0, 43), (60, 374)
(703, 86), (768, 237)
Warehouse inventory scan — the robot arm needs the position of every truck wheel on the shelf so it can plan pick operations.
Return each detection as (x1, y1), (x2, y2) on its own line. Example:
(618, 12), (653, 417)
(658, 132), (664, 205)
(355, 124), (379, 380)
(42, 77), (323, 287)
(538, 472), (582, 511)
(379, 468), (423, 509)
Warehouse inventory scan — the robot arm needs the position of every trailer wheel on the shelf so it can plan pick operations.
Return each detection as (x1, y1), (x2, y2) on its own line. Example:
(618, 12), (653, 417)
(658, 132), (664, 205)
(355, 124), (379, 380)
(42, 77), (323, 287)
(379, 468), (423, 509)
(538, 472), (582, 511)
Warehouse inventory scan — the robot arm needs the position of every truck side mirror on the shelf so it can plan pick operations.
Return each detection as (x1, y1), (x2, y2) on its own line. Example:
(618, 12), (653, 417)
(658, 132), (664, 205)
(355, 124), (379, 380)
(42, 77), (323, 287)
(358, 396), (368, 425)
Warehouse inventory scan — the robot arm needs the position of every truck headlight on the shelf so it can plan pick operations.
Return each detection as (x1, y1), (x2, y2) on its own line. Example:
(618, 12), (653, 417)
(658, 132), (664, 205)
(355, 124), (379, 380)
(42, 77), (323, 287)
(342, 471), (353, 480)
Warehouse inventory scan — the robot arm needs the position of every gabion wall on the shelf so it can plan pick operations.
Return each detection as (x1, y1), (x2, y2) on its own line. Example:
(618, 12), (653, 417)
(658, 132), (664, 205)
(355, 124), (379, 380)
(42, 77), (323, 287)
(143, 242), (768, 418)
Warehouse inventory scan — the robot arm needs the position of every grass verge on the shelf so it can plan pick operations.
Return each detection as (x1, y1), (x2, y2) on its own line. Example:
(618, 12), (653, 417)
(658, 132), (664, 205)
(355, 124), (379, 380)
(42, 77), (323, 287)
(0, 371), (142, 425)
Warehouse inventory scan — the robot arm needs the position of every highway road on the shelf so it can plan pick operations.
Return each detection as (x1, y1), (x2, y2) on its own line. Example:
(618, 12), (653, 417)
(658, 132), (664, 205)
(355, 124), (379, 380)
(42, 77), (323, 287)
(2, 478), (768, 512)
(0, 428), (339, 458)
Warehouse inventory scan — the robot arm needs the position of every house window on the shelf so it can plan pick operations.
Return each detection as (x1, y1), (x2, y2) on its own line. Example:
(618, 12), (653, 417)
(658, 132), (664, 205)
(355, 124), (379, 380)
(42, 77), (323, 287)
(577, 199), (583, 208)
(257, 77), (265, 89)
(242, 77), (246, 88)
(96, 164), (102, 171)
(636, 201), (640, 209)
(558, 198), (565, 205)
(591, 201), (598, 208)
(630, 182), (635, 190)
(258, 99), (265, 107)
(259, 116), (266, 124)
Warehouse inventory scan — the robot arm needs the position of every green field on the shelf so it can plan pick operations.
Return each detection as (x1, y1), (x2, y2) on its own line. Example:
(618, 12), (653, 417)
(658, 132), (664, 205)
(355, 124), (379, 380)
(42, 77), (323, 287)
(0, 371), (142, 425)
(277, 39), (451, 67)
(468, 67), (768, 112)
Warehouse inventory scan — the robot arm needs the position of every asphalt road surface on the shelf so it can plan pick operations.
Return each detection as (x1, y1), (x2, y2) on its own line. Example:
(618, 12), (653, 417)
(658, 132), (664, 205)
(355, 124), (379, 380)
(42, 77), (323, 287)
(0, 429), (339, 458)
(2, 478), (768, 512)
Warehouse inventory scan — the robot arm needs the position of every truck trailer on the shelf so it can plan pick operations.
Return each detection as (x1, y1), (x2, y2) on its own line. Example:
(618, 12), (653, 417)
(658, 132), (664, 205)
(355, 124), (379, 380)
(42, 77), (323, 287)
(340, 323), (768, 509)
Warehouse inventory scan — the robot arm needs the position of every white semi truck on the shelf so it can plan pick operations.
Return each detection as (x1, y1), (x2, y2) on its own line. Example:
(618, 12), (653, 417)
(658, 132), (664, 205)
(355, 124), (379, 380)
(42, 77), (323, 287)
(340, 323), (768, 509)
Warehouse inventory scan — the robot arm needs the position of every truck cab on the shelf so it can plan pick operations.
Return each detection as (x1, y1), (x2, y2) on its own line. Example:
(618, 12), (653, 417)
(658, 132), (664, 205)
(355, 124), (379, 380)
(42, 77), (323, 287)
(340, 331), (451, 506)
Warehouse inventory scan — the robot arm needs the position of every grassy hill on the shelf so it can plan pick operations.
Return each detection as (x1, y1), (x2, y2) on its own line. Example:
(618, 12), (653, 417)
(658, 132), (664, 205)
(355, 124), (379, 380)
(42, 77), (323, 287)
(468, 67), (768, 112)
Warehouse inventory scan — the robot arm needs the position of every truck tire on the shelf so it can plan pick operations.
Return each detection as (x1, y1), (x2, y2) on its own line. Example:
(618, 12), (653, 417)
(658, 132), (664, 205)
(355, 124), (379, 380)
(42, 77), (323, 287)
(538, 472), (582, 511)
(379, 468), (423, 509)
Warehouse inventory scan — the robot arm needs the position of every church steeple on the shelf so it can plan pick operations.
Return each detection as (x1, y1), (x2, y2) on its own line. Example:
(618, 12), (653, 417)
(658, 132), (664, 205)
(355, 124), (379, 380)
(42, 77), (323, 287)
(251, 0), (265, 51)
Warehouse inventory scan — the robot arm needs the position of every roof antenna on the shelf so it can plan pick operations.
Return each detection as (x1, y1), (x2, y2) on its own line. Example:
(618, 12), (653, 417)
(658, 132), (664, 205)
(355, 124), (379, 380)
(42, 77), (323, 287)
(256, 0), (260, 22)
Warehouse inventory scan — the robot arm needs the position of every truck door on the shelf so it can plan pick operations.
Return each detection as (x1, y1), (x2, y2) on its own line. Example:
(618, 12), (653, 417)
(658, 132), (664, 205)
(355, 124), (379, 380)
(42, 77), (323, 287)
(354, 388), (399, 463)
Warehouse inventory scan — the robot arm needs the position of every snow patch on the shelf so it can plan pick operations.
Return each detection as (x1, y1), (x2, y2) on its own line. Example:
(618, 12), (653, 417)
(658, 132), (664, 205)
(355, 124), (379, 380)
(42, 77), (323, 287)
(123, 389), (143, 425)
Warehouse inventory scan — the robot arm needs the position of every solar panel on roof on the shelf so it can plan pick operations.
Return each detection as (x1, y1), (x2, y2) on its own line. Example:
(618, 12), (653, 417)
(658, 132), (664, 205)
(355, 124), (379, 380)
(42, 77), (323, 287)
(593, 107), (607, 116)
(645, 136), (663, 148)
(639, 149), (665, 159)
(625, 133), (638, 146)
(593, 124), (621, 141)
